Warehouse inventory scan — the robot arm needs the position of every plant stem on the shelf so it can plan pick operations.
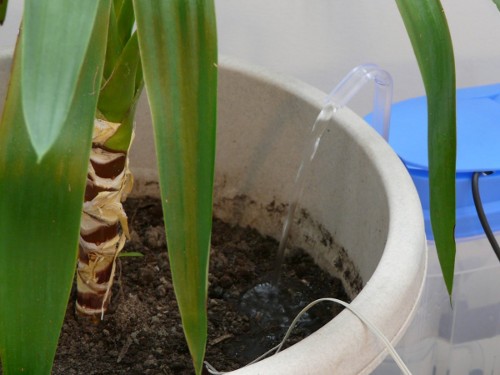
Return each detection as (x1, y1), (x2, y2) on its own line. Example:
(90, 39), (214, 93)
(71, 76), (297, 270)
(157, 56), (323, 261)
(76, 116), (134, 317)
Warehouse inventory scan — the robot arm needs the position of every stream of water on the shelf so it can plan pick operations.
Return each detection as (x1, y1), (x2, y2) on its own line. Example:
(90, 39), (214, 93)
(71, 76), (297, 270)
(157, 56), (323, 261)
(239, 104), (338, 328)
(271, 103), (337, 284)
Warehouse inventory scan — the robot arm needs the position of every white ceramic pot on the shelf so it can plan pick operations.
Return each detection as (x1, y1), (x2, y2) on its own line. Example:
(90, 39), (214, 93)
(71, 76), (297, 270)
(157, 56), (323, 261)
(130, 56), (427, 375)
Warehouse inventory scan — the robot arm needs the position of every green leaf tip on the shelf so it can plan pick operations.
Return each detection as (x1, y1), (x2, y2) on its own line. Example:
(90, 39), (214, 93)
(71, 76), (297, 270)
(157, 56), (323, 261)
(133, 1), (217, 373)
(395, 0), (457, 298)
(21, 0), (101, 159)
(491, 0), (500, 12)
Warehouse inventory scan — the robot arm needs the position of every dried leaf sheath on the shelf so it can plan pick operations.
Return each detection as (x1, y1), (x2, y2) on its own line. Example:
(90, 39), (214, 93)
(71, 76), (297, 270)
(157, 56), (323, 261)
(76, 117), (133, 316)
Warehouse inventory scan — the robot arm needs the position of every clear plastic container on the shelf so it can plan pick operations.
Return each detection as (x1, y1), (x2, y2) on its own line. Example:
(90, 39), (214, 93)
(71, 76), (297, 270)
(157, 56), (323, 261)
(375, 236), (500, 375)
(372, 84), (500, 375)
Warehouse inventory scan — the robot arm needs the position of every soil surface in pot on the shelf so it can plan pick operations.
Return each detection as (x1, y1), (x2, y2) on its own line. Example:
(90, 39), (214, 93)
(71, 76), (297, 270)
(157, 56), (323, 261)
(50, 197), (349, 375)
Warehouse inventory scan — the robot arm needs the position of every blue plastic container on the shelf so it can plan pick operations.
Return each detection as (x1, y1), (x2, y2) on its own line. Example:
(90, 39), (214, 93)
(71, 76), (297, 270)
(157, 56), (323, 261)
(371, 85), (500, 375)
(390, 84), (500, 240)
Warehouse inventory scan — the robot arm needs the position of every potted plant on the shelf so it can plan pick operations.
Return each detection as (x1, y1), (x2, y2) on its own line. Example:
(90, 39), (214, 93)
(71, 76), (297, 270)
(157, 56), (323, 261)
(130, 56), (428, 374)
(0, 1), (455, 374)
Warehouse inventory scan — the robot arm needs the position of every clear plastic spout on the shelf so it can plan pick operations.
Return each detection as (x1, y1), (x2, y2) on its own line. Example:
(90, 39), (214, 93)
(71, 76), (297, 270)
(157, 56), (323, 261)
(324, 64), (393, 140)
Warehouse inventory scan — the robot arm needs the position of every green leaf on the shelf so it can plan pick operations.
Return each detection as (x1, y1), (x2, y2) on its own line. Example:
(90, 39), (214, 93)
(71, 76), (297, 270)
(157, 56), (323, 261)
(0, 0), (8, 25)
(119, 251), (145, 258)
(98, 32), (141, 123)
(133, 1), (217, 374)
(116, 0), (135, 46)
(103, 84), (142, 151)
(21, 0), (101, 160)
(103, 4), (123, 79)
(113, 0), (125, 14)
(491, 0), (500, 11)
(395, 0), (456, 296)
(103, 0), (136, 80)
(0, 2), (110, 374)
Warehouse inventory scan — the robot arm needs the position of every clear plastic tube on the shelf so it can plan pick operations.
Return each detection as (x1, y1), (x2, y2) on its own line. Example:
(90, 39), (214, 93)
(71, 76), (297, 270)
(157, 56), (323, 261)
(324, 64), (393, 140)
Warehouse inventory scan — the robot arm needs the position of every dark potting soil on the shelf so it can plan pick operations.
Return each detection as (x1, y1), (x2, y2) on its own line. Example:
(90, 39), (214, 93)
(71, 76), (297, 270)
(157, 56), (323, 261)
(50, 197), (349, 375)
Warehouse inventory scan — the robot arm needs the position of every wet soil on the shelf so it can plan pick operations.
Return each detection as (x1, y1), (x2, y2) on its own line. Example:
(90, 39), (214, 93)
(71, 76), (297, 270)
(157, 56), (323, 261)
(51, 197), (349, 374)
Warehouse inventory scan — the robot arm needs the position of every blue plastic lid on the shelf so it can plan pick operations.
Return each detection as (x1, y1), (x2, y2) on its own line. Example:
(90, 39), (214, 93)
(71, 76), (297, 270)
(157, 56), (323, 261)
(378, 84), (500, 239)
(390, 83), (500, 172)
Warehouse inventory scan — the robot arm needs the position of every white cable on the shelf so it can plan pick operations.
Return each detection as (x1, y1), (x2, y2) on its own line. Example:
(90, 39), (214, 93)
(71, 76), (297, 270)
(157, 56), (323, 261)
(280, 298), (412, 374)
(205, 297), (412, 375)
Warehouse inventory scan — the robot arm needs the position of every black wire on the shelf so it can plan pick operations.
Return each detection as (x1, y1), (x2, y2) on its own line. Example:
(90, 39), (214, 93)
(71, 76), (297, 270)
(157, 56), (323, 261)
(472, 171), (500, 262)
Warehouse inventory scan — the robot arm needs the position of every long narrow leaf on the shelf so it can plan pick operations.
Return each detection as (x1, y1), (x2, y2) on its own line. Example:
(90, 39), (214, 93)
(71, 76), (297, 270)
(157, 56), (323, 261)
(395, 0), (456, 296)
(133, 1), (217, 374)
(21, 0), (101, 159)
(0, 2), (110, 374)
(103, 4), (123, 79)
(98, 32), (140, 122)
(116, 0), (135, 46)
(98, 34), (140, 122)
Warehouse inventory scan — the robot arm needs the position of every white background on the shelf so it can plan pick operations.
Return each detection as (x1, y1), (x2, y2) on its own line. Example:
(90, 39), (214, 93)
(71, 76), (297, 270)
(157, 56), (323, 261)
(2, 1), (500, 114)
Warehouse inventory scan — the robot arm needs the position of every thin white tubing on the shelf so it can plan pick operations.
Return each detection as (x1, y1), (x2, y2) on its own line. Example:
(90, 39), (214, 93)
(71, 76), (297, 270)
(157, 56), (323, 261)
(206, 297), (412, 375)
